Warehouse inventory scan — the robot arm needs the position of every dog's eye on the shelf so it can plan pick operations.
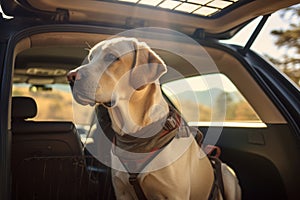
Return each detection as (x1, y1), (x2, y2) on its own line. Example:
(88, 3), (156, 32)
(104, 53), (118, 63)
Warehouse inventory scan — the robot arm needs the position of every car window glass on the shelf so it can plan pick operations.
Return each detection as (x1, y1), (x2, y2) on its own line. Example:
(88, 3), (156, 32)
(162, 73), (265, 127)
(12, 83), (74, 121)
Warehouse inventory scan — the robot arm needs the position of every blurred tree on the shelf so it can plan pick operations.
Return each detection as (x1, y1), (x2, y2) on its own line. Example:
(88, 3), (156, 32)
(214, 91), (233, 121)
(231, 101), (260, 121)
(268, 5), (300, 86)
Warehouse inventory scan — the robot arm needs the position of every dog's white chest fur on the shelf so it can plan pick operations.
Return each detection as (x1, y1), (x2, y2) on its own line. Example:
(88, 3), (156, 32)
(108, 91), (169, 136)
(111, 134), (214, 200)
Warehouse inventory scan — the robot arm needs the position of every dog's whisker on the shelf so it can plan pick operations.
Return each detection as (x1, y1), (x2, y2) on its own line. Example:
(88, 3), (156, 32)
(85, 41), (92, 50)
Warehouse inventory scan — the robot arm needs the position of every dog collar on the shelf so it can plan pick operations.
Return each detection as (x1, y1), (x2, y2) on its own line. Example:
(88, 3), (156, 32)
(111, 106), (182, 172)
(113, 106), (181, 153)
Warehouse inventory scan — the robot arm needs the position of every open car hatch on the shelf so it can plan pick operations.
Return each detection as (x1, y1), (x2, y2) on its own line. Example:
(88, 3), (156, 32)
(1, 0), (300, 39)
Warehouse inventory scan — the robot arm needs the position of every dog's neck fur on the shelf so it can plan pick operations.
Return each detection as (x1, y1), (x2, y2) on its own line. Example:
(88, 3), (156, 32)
(108, 83), (169, 136)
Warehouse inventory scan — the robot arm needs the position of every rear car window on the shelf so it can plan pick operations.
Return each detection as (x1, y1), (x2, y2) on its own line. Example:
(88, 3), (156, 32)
(162, 73), (265, 127)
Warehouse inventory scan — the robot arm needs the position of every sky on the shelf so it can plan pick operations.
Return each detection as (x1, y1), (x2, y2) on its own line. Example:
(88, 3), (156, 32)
(224, 10), (291, 60)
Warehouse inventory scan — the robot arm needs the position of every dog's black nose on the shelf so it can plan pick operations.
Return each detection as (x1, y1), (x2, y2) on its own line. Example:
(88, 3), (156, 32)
(67, 70), (79, 87)
(67, 70), (78, 81)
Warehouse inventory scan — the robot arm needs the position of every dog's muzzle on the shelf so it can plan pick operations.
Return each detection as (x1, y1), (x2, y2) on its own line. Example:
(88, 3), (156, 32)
(67, 70), (116, 107)
(67, 70), (95, 106)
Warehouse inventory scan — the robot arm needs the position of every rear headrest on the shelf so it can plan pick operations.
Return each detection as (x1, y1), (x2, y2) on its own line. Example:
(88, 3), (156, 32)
(12, 97), (37, 119)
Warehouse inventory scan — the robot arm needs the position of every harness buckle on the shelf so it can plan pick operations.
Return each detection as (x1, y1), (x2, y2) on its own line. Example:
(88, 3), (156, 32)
(176, 125), (190, 138)
(128, 173), (148, 200)
(163, 117), (177, 131)
(129, 173), (139, 185)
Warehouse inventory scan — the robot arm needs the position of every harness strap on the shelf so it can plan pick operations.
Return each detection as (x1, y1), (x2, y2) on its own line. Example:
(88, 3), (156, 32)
(194, 129), (226, 200)
(114, 106), (226, 200)
(115, 107), (182, 200)
(208, 156), (226, 200)
(129, 173), (147, 200)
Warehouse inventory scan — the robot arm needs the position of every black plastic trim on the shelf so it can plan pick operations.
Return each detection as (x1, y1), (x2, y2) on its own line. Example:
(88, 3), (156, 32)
(240, 14), (270, 55)
(0, 37), (10, 200)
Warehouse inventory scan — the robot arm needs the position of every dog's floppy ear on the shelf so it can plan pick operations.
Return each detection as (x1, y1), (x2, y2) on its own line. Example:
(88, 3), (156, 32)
(130, 41), (167, 90)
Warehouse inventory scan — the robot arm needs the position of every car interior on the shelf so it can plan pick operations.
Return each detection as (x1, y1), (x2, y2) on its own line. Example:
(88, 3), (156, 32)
(9, 29), (300, 200)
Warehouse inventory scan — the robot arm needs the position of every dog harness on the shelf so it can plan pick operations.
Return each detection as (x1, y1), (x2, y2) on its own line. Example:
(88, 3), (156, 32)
(110, 106), (226, 200)
(112, 106), (185, 198)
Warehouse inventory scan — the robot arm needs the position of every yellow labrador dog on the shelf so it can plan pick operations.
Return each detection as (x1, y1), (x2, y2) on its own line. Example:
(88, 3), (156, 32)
(67, 37), (241, 200)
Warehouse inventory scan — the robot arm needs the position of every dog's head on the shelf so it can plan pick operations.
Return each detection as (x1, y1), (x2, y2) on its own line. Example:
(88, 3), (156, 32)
(67, 37), (167, 107)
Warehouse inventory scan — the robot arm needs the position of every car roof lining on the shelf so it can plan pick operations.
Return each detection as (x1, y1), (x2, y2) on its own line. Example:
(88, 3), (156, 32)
(13, 32), (286, 123)
(16, 0), (299, 38)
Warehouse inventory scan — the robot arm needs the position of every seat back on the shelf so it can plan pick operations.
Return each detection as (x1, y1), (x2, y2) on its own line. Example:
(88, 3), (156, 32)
(11, 97), (83, 167)
(11, 96), (99, 199)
